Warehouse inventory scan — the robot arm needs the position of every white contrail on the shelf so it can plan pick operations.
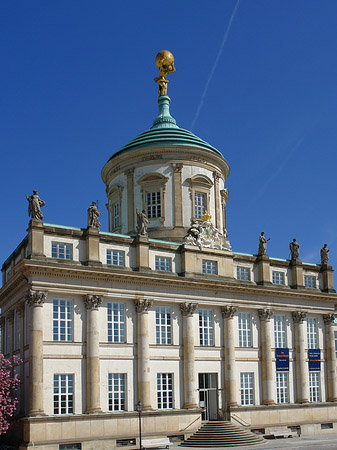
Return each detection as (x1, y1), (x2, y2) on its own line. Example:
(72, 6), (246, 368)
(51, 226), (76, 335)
(190, 0), (241, 131)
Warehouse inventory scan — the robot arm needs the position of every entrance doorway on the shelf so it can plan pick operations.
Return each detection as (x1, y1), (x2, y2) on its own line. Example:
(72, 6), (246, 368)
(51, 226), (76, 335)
(198, 373), (218, 421)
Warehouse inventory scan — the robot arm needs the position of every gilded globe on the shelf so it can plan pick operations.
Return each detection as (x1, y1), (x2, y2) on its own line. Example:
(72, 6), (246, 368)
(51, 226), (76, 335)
(155, 50), (175, 71)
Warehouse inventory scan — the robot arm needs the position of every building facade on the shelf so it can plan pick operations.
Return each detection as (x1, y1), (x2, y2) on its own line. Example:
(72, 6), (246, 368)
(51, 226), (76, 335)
(1, 66), (337, 450)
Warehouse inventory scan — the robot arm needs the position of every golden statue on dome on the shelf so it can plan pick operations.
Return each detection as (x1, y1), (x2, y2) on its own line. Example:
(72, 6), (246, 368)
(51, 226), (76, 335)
(154, 50), (176, 96)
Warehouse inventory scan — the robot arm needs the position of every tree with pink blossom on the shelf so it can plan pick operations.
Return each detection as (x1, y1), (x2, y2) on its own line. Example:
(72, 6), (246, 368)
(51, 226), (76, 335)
(0, 354), (22, 435)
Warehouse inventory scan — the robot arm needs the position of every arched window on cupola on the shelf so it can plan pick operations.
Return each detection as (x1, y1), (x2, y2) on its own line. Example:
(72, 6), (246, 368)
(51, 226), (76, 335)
(186, 175), (213, 221)
(137, 173), (168, 224)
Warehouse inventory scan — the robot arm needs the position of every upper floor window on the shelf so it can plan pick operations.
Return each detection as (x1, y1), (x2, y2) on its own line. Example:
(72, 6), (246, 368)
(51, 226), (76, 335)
(238, 312), (251, 347)
(107, 249), (125, 266)
(305, 275), (316, 289)
(53, 374), (73, 414)
(186, 175), (213, 221)
(107, 303), (125, 343)
(237, 266), (250, 281)
(199, 309), (214, 346)
(53, 299), (73, 341)
(307, 317), (318, 349)
(155, 256), (172, 272)
(108, 373), (126, 411)
(194, 192), (206, 219)
(274, 314), (286, 348)
(155, 306), (172, 345)
(112, 202), (120, 229)
(202, 260), (217, 275)
(272, 271), (285, 285)
(147, 192), (161, 218)
(52, 242), (72, 260)
(138, 173), (168, 222)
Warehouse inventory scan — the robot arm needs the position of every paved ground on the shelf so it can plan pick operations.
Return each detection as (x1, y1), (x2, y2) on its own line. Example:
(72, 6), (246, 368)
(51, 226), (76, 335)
(170, 433), (337, 450)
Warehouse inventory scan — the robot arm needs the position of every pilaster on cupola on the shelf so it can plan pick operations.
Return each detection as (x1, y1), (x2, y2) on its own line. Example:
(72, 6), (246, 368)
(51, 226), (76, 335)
(27, 219), (45, 259)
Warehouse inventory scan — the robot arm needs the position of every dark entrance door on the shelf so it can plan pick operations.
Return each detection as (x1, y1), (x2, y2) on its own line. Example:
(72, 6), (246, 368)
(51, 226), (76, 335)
(198, 373), (218, 421)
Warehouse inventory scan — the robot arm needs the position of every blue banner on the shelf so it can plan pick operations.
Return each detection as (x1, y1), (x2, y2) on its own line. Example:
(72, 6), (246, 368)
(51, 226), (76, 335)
(308, 349), (321, 371)
(276, 348), (289, 372)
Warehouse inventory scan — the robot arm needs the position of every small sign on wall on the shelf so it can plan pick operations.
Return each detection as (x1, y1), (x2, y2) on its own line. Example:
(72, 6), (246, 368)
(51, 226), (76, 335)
(276, 348), (289, 371)
(308, 349), (321, 371)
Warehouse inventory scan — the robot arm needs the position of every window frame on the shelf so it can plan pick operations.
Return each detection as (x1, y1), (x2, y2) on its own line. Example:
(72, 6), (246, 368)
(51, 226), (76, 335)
(107, 302), (125, 343)
(157, 373), (173, 409)
(309, 372), (320, 402)
(51, 242), (72, 260)
(304, 275), (317, 289)
(236, 266), (251, 281)
(199, 309), (214, 346)
(155, 306), (172, 345)
(155, 255), (172, 272)
(202, 260), (218, 275)
(272, 271), (285, 285)
(274, 314), (286, 348)
(108, 373), (126, 411)
(106, 249), (125, 266)
(186, 175), (213, 222)
(53, 374), (74, 415)
(240, 372), (254, 406)
(138, 173), (168, 224)
(238, 312), (252, 347)
(276, 372), (289, 404)
(106, 185), (124, 233)
(53, 299), (73, 342)
(307, 317), (318, 349)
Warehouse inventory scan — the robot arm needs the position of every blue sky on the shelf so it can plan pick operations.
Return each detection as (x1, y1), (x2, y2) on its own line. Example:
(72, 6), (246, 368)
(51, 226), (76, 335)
(1, 1), (337, 276)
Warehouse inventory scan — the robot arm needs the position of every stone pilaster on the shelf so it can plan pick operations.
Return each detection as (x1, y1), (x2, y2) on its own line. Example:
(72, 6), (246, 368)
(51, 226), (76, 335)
(213, 172), (221, 230)
(290, 259), (304, 289)
(135, 299), (153, 410)
(135, 235), (150, 271)
(220, 189), (228, 236)
(258, 308), (275, 405)
(256, 255), (271, 285)
(84, 294), (103, 414)
(180, 302), (198, 409)
(292, 311), (309, 403)
(321, 264), (335, 293)
(85, 227), (102, 266)
(323, 314), (337, 402)
(7, 311), (14, 357)
(172, 163), (183, 228)
(221, 306), (238, 407)
(0, 316), (5, 354)
(27, 219), (45, 259)
(125, 168), (135, 234)
(26, 289), (46, 416)
(17, 304), (25, 414)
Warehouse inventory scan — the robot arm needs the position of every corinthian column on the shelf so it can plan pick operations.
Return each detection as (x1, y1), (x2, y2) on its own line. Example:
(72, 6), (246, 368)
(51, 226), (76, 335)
(323, 313), (337, 402)
(84, 294), (103, 413)
(292, 311), (309, 403)
(135, 299), (153, 410)
(258, 308), (275, 405)
(221, 306), (238, 407)
(180, 302), (198, 409)
(26, 289), (46, 416)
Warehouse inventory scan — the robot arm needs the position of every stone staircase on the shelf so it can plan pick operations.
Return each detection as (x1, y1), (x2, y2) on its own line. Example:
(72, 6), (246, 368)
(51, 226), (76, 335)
(180, 421), (265, 447)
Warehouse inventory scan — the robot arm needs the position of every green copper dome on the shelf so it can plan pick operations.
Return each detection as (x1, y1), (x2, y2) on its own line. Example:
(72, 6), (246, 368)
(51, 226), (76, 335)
(109, 96), (223, 160)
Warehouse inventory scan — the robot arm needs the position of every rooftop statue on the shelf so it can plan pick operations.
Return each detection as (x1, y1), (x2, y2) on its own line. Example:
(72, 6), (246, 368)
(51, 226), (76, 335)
(154, 50), (176, 97)
(289, 238), (300, 262)
(88, 201), (102, 229)
(136, 209), (149, 237)
(320, 244), (329, 265)
(26, 190), (45, 220)
(258, 231), (270, 256)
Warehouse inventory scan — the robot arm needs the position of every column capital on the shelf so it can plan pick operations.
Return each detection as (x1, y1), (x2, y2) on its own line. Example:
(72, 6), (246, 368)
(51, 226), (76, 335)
(221, 305), (237, 319)
(258, 308), (274, 321)
(84, 294), (103, 310)
(323, 313), (335, 325)
(172, 163), (183, 173)
(135, 299), (153, 313)
(180, 302), (198, 316)
(125, 168), (135, 177)
(292, 311), (307, 323)
(213, 171), (221, 182)
(26, 289), (46, 307)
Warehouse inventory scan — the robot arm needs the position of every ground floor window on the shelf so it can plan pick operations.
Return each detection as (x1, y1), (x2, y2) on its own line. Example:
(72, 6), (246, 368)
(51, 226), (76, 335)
(309, 372), (320, 402)
(157, 373), (173, 409)
(54, 374), (74, 415)
(108, 373), (126, 411)
(240, 372), (254, 406)
(276, 372), (289, 404)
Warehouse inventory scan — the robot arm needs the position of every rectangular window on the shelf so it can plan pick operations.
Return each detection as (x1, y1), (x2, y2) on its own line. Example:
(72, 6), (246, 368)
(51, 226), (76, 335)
(53, 299), (73, 341)
(194, 192), (206, 219)
(107, 303), (125, 343)
(155, 256), (172, 272)
(51, 242), (72, 260)
(335, 330), (337, 358)
(146, 191), (161, 218)
(108, 373), (126, 411)
(59, 444), (81, 450)
(272, 271), (285, 285)
(307, 317), (318, 349)
(53, 374), (74, 414)
(106, 249), (125, 266)
(240, 372), (254, 406)
(157, 373), (173, 409)
(309, 372), (320, 402)
(199, 309), (214, 346)
(305, 275), (316, 289)
(113, 202), (120, 229)
(236, 266), (250, 281)
(274, 315), (286, 348)
(155, 306), (172, 345)
(276, 372), (289, 404)
(202, 260), (217, 275)
(238, 312), (251, 347)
